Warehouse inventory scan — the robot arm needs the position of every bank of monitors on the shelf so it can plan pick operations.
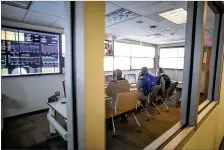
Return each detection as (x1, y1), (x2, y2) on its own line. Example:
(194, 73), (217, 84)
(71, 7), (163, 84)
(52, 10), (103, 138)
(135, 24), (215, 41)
(1, 27), (60, 76)
(124, 74), (136, 84)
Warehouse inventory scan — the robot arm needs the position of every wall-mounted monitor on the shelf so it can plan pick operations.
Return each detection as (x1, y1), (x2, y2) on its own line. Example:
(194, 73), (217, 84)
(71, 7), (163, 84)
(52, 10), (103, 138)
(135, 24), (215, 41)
(1, 27), (61, 76)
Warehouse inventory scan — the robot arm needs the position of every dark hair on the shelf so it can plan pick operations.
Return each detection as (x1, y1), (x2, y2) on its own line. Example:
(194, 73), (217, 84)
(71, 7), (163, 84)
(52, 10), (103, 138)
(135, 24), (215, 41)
(158, 67), (164, 74)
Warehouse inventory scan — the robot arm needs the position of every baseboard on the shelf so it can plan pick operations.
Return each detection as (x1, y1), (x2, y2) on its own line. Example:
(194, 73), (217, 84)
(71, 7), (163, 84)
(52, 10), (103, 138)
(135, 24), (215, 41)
(4, 108), (49, 121)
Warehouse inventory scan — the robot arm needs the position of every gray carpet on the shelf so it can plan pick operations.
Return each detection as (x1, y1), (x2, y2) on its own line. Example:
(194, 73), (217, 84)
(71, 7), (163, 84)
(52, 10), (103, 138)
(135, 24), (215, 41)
(2, 91), (207, 150)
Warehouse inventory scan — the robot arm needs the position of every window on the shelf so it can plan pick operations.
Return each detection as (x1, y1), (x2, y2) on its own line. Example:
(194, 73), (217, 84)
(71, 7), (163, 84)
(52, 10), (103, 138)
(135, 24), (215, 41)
(104, 56), (113, 71)
(103, 41), (155, 71)
(159, 47), (185, 69)
(1, 27), (61, 76)
(130, 44), (155, 69)
(114, 56), (130, 70)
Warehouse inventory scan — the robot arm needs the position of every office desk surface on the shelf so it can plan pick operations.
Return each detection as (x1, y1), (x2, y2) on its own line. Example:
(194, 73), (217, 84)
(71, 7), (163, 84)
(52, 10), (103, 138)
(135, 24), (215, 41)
(47, 97), (67, 119)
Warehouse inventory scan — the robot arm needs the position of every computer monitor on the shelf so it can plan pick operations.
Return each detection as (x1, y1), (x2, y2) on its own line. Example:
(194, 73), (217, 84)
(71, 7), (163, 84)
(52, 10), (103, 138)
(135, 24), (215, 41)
(124, 74), (136, 84)
(105, 75), (113, 87)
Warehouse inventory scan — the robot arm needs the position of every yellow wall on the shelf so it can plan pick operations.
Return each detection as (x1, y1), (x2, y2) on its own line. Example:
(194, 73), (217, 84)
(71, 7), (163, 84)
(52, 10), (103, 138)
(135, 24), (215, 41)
(182, 62), (224, 149)
(84, 2), (105, 149)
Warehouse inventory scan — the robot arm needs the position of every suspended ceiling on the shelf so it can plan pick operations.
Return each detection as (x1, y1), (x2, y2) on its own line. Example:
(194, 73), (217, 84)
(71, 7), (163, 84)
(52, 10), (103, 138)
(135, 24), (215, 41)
(1, 1), (215, 45)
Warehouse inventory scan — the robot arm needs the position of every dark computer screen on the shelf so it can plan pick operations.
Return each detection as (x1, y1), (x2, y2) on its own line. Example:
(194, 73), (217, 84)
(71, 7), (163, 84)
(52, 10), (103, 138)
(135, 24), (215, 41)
(124, 74), (136, 84)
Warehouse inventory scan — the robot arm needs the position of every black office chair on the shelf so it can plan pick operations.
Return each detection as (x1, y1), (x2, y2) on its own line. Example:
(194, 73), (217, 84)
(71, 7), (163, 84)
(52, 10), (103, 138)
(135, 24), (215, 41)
(158, 77), (169, 112)
(166, 82), (178, 107)
(147, 85), (165, 114)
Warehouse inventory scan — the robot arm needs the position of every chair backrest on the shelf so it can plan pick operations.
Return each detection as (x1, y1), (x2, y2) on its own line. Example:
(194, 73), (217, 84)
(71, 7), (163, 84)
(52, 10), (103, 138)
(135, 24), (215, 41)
(150, 85), (162, 103)
(106, 80), (130, 101)
(115, 91), (139, 112)
(167, 82), (178, 97)
(160, 76), (166, 97)
(62, 80), (66, 98)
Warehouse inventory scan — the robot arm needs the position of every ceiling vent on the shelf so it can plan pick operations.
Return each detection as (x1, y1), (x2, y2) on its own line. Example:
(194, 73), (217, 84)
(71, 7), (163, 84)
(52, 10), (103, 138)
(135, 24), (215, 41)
(105, 8), (140, 27)
(2, 1), (31, 9)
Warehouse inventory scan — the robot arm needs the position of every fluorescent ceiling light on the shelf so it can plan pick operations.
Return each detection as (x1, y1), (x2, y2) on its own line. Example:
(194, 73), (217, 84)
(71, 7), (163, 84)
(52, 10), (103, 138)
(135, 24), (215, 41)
(159, 8), (187, 24)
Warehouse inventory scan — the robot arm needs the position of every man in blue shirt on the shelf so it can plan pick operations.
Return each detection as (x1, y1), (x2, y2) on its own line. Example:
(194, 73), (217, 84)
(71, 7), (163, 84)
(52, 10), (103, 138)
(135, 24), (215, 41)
(137, 67), (157, 107)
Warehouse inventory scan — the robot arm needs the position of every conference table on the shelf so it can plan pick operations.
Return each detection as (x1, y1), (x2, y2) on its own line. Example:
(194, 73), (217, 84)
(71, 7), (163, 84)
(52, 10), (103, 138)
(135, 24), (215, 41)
(46, 87), (138, 141)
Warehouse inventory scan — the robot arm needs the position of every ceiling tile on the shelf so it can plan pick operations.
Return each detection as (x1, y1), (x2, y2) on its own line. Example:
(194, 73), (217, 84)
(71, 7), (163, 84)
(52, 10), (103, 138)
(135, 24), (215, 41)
(105, 8), (140, 27)
(51, 17), (65, 28)
(106, 2), (121, 15)
(23, 19), (51, 27)
(30, 1), (64, 17)
(1, 17), (24, 22)
(1, 4), (27, 19)
(111, 2), (173, 16)
(24, 11), (60, 24)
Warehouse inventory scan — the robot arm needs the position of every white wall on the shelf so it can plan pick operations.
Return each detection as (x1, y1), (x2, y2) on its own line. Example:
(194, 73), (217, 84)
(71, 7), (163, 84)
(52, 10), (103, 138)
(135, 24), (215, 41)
(1, 20), (65, 118)
(2, 74), (65, 118)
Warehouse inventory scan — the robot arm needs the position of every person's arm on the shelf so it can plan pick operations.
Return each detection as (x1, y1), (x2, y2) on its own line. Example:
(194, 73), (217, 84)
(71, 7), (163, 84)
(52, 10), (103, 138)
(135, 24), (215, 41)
(136, 79), (143, 91)
(106, 82), (112, 96)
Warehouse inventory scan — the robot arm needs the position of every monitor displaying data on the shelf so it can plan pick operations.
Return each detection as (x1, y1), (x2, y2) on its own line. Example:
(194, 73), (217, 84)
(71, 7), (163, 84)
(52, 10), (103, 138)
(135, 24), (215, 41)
(1, 27), (60, 76)
(105, 75), (113, 87)
(124, 74), (136, 84)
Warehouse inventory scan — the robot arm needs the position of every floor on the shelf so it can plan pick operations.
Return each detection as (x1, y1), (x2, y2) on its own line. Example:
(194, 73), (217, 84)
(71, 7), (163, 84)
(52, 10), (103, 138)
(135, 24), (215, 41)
(2, 91), (207, 150)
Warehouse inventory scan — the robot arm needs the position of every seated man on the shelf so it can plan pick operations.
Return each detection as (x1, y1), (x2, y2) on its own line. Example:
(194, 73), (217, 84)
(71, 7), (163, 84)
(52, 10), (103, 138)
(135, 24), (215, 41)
(137, 67), (157, 106)
(106, 69), (130, 123)
(156, 67), (171, 91)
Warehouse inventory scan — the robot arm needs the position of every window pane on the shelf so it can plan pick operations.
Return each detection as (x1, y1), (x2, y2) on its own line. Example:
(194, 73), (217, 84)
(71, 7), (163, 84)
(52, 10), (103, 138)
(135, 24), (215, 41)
(178, 48), (185, 57)
(159, 58), (177, 69)
(131, 44), (155, 57)
(104, 56), (113, 71)
(114, 42), (131, 56)
(160, 48), (178, 58)
(131, 58), (154, 69)
(177, 58), (184, 69)
(114, 57), (130, 70)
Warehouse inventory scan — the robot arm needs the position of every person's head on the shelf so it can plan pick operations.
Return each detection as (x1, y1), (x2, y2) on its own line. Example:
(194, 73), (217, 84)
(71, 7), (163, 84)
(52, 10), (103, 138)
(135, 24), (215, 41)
(140, 67), (148, 76)
(157, 67), (165, 75)
(113, 69), (122, 80)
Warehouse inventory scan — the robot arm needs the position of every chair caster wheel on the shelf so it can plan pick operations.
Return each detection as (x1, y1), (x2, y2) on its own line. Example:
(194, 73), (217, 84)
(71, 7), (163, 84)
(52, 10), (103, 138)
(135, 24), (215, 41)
(137, 129), (141, 133)
(112, 134), (118, 138)
(146, 118), (150, 121)
(167, 110), (169, 112)
(158, 112), (160, 114)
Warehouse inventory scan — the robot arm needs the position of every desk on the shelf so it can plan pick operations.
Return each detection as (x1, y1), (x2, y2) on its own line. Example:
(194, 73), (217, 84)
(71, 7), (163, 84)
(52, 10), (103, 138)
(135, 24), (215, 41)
(46, 97), (68, 141)
(171, 80), (183, 89)
(47, 87), (139, 140)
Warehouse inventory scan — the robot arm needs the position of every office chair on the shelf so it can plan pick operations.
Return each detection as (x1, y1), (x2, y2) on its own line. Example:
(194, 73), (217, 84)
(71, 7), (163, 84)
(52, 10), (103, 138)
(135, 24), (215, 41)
(111, 91), (145, 137)
(147, 85), (168, 114)
(166, 81), (179, 107)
